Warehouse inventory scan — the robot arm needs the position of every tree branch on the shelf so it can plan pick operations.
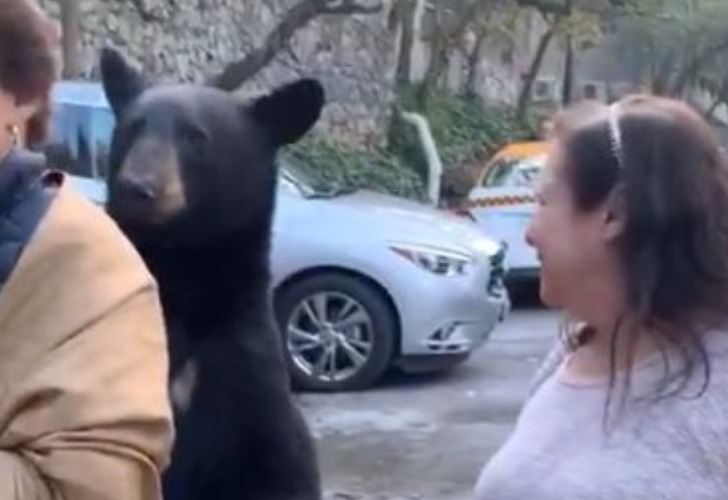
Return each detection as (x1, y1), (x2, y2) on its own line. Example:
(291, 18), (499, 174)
(420, 0), (490, 92)
(319, 0), (383, 14)
(670, 34), (728, 96)
(60, 0), (83, 78)
(209, 0), (383, 90)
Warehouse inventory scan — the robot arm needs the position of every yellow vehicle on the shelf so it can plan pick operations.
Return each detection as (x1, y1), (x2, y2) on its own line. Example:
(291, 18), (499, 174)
(463, 141), (548, 281)
(474, 141), (548, 187)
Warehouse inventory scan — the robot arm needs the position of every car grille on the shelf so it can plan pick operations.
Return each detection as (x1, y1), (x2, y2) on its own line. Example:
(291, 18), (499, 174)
(487, 242), (507, 293)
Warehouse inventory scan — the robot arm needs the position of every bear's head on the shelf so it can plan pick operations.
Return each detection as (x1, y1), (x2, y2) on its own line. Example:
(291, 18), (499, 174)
(99, 47), (325, 247)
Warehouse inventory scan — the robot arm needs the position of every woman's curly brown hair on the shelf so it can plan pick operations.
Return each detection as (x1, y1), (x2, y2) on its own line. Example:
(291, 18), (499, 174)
(0, 0), (57, 148)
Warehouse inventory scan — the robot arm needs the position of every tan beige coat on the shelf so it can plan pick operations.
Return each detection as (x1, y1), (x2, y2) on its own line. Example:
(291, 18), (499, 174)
(0, 172), (174, 499)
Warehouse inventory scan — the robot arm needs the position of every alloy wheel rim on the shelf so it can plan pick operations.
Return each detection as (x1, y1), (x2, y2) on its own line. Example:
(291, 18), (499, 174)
(286, 291), (374, 383)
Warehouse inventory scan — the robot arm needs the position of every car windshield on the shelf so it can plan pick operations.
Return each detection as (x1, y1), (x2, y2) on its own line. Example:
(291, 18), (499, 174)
(278, 159), (355, 198)
(279, 161), (321, 196)
(481, 155), (545, 188)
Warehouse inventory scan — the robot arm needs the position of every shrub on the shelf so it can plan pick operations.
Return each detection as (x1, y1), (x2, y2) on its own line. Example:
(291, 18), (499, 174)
(282, 84), (538, 204)
(389, 84), (537, 172)
(388, 84), (538, 205)
(283, 137), (426, 201)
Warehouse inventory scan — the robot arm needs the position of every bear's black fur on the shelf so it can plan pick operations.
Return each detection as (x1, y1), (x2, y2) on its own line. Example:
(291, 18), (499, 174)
(99, 47), (324, 500)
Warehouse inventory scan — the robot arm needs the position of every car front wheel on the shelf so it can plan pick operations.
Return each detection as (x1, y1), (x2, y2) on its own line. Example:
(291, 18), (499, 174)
(274, 272), (397, 392)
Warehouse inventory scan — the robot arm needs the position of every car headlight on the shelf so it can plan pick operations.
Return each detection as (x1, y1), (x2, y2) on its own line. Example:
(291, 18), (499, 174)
(470, 236), (503, 258)
(389, 243), (474, 276)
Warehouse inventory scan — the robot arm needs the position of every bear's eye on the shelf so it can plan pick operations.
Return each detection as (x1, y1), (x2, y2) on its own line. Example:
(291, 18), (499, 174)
(178, 123), (209, 149)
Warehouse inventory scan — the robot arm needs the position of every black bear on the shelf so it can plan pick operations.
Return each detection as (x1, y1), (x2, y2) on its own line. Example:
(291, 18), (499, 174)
(98, 47), (325, 500)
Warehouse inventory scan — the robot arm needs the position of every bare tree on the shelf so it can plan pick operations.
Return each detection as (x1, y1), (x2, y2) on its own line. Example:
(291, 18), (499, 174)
(59, 0), (83, 78)
(559, 0), (575, 105)
(419, 0), (494, 95)
(464, 29), (488, 95)
(616, 0), (728, 97)
(463, 5), (520, 96)
(516, 16), (555, 120)
(515, 0), (603, 119)
(210, 0), (384, 91)
(391, 0), (422, 86)
(417, 0), (589, 102)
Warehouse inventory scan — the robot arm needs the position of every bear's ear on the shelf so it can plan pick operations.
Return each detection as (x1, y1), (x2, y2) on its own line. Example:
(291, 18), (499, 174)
(247, 78), (325, 147)
(99, 47), (147, 118)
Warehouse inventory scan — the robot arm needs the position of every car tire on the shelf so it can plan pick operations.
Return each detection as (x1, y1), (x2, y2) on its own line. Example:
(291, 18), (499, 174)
(274, 272), (397, 392)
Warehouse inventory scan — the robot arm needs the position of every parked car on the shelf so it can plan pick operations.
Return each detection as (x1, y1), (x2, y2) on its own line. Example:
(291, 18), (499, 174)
(46, 80), (512, 392)
(458, 141), (546, 283)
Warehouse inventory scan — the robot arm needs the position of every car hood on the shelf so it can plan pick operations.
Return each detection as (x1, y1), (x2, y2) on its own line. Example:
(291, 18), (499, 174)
(312, 189), (501, 256)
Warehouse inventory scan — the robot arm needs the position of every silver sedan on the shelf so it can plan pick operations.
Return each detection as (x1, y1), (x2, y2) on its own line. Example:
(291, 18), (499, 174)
(68, 164), (511, 392)
(270, 164), (510, 392)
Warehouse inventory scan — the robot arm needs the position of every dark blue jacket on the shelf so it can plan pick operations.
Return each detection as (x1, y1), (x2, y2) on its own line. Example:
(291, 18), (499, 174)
(0, 148), (53, 295)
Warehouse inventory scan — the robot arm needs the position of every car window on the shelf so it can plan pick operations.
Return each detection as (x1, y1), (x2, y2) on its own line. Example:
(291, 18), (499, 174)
(481, 156), (544, 188)
(91, 106), (115, 179)
(47, 102), (93, 177)
(47, 102), (115, 180)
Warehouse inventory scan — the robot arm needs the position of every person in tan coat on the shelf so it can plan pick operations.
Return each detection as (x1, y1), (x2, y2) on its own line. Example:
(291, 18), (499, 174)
(0, 1), (174, 498)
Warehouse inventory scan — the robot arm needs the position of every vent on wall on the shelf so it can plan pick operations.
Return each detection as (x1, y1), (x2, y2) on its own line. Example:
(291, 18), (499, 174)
(531, 78), (559, 102)
(578, 81), (607, 101)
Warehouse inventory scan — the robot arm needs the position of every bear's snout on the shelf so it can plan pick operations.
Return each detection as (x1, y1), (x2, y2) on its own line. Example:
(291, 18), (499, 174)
(114, 170), (157, 201)
(108, 138), (188, 225)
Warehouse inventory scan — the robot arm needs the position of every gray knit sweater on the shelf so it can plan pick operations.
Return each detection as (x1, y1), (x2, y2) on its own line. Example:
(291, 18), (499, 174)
(474, 329), (728, 500)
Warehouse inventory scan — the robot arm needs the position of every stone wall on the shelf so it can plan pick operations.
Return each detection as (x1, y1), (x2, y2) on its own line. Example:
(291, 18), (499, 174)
(39, 0), (398, 146)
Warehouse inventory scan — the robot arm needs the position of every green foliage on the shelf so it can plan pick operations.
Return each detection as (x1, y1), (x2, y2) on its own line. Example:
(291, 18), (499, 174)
(389, 83), (537, 175)
(615, 0), (728, 94)
(554, 9), (604, 46)
(283, 137), (426, 201)
(281, 84), (537, 202)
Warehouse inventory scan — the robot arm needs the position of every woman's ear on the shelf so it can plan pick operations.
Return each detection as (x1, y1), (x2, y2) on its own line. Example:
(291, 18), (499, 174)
(4, 99), (42, 148)
(602, 186), (627, 243)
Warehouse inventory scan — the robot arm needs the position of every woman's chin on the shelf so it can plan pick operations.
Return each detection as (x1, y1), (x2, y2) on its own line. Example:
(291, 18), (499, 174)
(537, 273), (561, 309)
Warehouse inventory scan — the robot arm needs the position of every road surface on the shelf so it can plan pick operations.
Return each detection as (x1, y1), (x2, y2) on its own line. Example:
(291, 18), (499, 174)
(297, 300), (560, 500)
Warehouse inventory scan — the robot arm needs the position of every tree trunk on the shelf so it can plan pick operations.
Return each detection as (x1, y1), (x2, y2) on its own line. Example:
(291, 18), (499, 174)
(394, 0), (416, 86)
(209, 0), (383, 91)
(650, 51), (675, 95)
(211, 0), (321, 90)
(465, 30), (487, 97)
(670, 35), (728, 97)
(517, 26), (555, 121)
(60, 0), (83, 78)
(422, 33), (450, 93)
(419, 0), (484, 98)
(561, 35), (574, 105)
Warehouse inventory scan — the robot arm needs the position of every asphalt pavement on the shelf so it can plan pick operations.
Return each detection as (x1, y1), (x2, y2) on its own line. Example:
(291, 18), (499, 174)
(297, 294), (560, 500)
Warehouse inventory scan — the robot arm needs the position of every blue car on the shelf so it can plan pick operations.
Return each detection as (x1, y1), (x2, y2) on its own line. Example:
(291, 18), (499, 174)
(47, 80), (110, 204)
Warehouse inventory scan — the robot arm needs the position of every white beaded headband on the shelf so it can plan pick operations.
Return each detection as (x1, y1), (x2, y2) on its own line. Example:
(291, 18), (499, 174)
(608, 102), (625, 170)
